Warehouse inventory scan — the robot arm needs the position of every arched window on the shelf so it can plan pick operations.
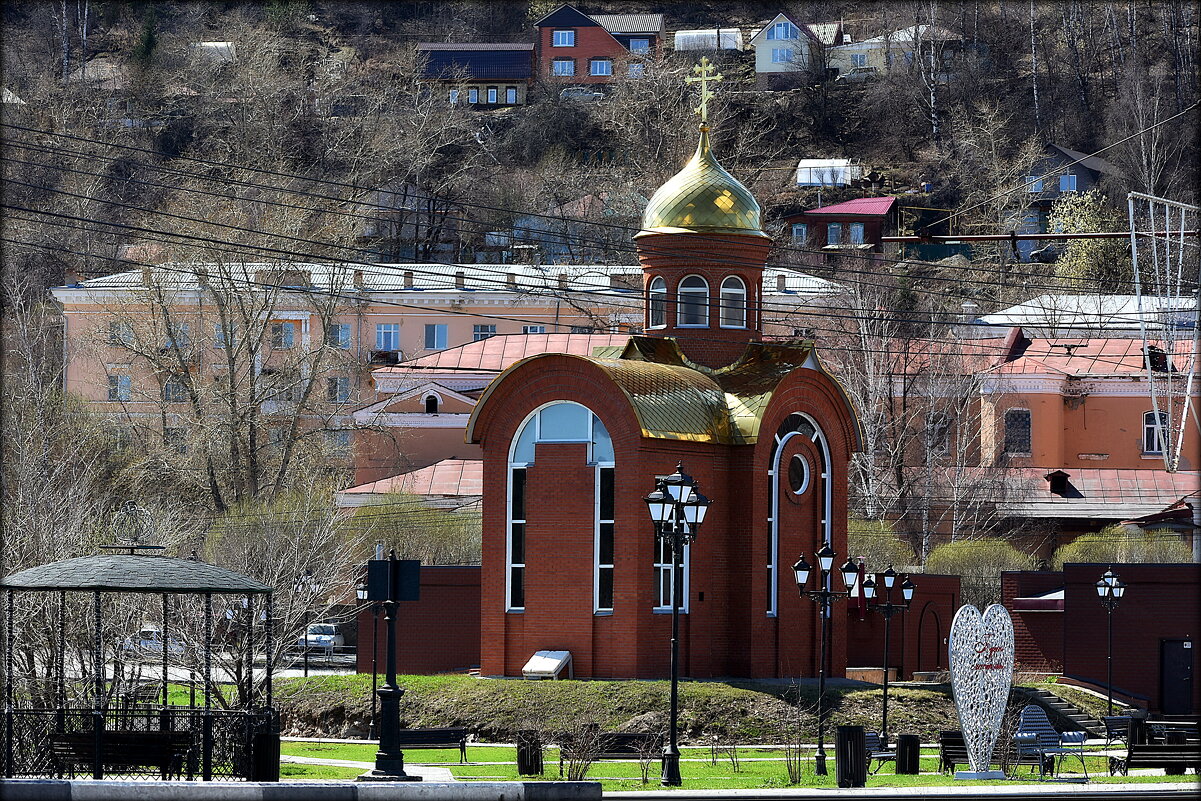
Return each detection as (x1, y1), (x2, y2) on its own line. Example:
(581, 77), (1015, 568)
(1143, 410), (1169, 454)
(677, 275), (709, 327)
(719, 276), (747, 328)
(424, 395), (439, 414)
(767, 413), (832, 616)
(647, 276), (667, 328)
(508, 402), (615, 613)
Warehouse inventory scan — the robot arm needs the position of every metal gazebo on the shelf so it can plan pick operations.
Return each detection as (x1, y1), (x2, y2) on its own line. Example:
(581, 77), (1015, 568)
(1, 552), (279, 781)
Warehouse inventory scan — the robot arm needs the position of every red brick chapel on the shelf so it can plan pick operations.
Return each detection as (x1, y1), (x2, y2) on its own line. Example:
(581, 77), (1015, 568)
(466, 113), (863, 679)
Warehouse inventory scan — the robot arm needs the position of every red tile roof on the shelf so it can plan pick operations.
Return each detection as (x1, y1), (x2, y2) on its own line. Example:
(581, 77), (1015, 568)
(1001, 468), (1200, 519)
(804, 197), (897, 216)
(375, 333), (630, 375)
(341, 459), (482, 498)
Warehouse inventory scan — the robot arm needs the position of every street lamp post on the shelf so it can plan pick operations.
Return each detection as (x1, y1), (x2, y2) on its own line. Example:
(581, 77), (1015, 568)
(862, 567), (915, 748)
(793, 546), (858, 776)
(1096, 567), (1127, 716)
(644, 463), (711, 787)
(356, 582), (382, 740)
(294, 569), (322, 678)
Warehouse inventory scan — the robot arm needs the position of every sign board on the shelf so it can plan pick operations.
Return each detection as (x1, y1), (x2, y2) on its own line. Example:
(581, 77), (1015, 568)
(367, 558), (420, 602)
(948, 604), (1014, 780)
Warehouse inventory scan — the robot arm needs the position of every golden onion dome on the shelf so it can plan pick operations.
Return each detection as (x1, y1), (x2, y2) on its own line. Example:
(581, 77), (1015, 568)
(637, 126), (767, 239)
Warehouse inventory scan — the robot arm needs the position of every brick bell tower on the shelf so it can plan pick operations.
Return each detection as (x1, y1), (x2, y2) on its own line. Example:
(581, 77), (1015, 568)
(634, 61), (772, 368)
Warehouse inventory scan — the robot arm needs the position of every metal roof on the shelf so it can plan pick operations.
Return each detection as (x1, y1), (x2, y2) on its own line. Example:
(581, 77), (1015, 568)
(591, 13), (664, 34)
(417, 43), (533, 51)
(1, 554), (271, 594)
(802, 196), (897, 216)
(417, 43), (534, 81)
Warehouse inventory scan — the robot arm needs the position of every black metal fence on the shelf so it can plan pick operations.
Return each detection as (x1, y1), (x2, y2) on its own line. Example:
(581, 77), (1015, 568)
(1, 706), (278, 781)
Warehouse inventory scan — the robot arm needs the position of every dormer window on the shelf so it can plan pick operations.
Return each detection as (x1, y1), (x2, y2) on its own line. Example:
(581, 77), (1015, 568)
(719, 276), (747, 328)
(766, 21), (799, 40)
(677, 276), (709, 327)
(425, 395), (439, 414)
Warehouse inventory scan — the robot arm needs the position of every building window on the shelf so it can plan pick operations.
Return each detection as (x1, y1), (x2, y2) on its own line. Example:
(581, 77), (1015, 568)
(849, 222), (866, 245)
(628, 63), (645, 78)
(522, 325), (547, 334)
(719, 276), (747, 329)
(506, 86), (517, 104)
(325, 430), (352, 454)
(552, 58), (575, 76)
(677, 275), (709, 327)
(771, 48), (794, 63)
(424, 323), (447, 350)
(791, 223), (808, 243)
(108, 321), (133, 347)
(928, 414), (951, 455)
(590, 59), (612, 76)
(162, 376), (187, 403)
(767, 20), (799, 40)
(424, 395), (439, 414)
(597, 466), (615, 612)
(552, 29), (575, 47)
(376, 323), (400, 351)
(1143, 411), (1169, 454)
(325, 323), (351, 349)
(827, 222), (843, 245)
(487, 87), (498, 104)
(108, 374), (132, 402)
(851, 53), (867, 67)
(768, 413), (831, 615)
(654, 535), (688, 611)
(163, 427), (187, 454)
(270, 322), (295, 349)
(468, 87), (479, 104)
(569, 325), (594, 333)
(449, 88), (459, 104)
(1025, 176), (1044, 193)
(647, 276), (667, 328)
(1059, 173), (1078, 192)
(327, 376), (351, 403)
(164, 323), (190, 350)
(1003, 408), (1031, 455)
(213, 323), (238, 348)
(473, 324), (496, 341)
(629, 38), (650, 53)
(509, 402), (614, 614)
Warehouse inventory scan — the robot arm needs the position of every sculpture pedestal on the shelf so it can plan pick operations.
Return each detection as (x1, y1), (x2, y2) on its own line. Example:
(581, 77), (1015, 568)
(954, 770), (1007, 780)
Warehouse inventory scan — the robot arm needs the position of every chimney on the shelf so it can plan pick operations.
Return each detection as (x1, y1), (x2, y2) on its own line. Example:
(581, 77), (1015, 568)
(960, 301), (980, 322)
(512, 244), (538, 265)
(353, 269), (364, 288)
(558, 273), (569, 290)
(140, 265), (152, 286)
(506, 273), (518, 290)
(455, 271), (466, 289)
(404, 270), (415, 289)
(776, 275), (787, 293)
(1144, 345), (1169, 372)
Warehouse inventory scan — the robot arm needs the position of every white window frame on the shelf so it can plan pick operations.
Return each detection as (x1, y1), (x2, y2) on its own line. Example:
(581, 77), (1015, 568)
(654, 530), (689, 613)
(676, 275), (710, 328)
(108, 321), (134, 347)
(552, 29), (576, 47)
(1059, 173), (1078, 192)
(162, 376), (187, 403)
(719, 275), (747, 329)
(851, 53), (867, 67)
(448, 88), (459, 104)
(375, 323), (400, 351)
(473, 324), (496, 341)
(213, 322), (238, 348)
(468, 87), (479, 104)
(595, 464), (615, 613)
(325, 323), (351, 349)
(590, 58), (612, 76)
(506, 86), (518, 104)
(1143, 410), (1169, 454)
(424, 323), (448, 350)
(552, 58), (575, 76)
(849, 222), (866, 245)
(108, 374), (132, 401)
(327, 376), (351, 404)
(647, 276), (667, 329)
(827, 222), (843, 245)
(487, 87), (498, 104)
(771, 48), (794, 64)
(767, 21), (798, 40)
(1026, 176), (1044, 193)
(522, 325), (547, 334)
(270, 321), (294, 350)
(629, 38), (650, 53)
(767, 413), (832, 616)
(791, 222), (808, 243)
(628, 62), (645, 78)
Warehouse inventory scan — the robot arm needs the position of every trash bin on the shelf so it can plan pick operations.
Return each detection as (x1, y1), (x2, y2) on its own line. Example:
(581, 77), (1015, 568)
(895, 734), (920, 775)
(1164, 730), (1186, 776)
(516, 729), (543, 776)
(835, 725), (867, 788)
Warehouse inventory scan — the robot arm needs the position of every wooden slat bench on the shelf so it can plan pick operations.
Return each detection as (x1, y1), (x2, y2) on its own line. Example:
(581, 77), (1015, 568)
(863, 732), (896, 774)
(51, 730), (193, 779)
(938, 729), (1045, 774)
(1111, 740), (1201, 776)
(394, 727), (469, 763)
(559, 731), (661, 775)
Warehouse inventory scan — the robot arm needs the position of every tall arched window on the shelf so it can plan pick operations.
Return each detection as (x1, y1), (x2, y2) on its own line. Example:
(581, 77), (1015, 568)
(677, 275), (709, 327)
(508, 402), (616, 613)
(1143, 410), (1169, 454)
(647, 276), (667, 328)
(719, 276), (747, 328)
(424, 395), (439, 414)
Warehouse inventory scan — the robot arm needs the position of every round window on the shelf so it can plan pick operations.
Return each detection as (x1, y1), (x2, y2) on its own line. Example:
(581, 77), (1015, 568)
(788, 453), (810, 495)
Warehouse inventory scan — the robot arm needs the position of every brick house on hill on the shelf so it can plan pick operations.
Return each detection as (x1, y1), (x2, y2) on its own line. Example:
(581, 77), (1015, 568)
(785, 196), (899, 253)
(416, 43), (535, 107)
(534, 4), (663, 83)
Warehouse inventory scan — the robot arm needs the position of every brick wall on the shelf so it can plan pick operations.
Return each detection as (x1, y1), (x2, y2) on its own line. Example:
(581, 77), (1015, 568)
(537, 24), (626, 83)
(355, 565), (481, 675)
(1002, 571), (1066, 673)
(845, 574), (961, 678)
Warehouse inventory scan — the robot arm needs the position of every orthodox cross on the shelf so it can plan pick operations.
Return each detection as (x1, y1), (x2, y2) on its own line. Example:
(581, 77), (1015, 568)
(685, 56), (723, 122)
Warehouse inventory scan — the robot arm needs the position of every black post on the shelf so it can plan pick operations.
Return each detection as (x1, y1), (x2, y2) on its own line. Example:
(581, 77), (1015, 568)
(92, 590), (103, 780)
(5, 590), (14, 779)
(161, 594), (170, 708)
(881, 607), (892, 747)
(370, 604), (380, 740)
(303, 607), (310, 678)
(368, 551), (419, 780)
(203, 592), (213, 781)
(815, 591), (829, 775)
(662, 530), (683, 787)
(1106, 602), (1114, 716)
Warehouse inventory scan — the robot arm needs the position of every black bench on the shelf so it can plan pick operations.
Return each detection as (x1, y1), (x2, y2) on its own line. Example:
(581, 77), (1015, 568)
(863, 732), (896, 774)
(51, 730), (193, 779)
(1103, 716), (1131, 749)
(938, 729), (1045, 774)
(559, 731), (661, 775)
(394, 727), (469, 763)
(1111, 740), (1201, 776)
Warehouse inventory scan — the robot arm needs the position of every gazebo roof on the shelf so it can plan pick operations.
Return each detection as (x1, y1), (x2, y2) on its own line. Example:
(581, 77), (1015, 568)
(1, 554), (271, 594)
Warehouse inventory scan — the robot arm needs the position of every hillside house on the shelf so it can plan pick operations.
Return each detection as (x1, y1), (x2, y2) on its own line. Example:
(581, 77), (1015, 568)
(747, 12), (826, 88)
(1014, 143), (1123, 262)
(534, 5), (663, 83)
(416, 42), (535, 106)
(674, 28), (744, 52)
(785, 196), (899, 253)
(828, 24), (964, 79)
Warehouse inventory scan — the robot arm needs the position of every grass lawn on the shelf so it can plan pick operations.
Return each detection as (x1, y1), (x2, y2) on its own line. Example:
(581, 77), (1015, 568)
(280, 762), (365, 781)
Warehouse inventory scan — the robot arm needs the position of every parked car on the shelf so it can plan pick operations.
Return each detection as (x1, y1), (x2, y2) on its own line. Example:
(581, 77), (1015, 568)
(835, 66), (881, 84)
(560, 87), (604, 102)
(297, 623), (344, 653)
(122, 626), (186, 658)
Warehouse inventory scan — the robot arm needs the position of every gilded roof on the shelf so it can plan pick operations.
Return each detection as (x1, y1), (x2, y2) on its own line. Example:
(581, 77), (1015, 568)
(637, 127), (768, 238)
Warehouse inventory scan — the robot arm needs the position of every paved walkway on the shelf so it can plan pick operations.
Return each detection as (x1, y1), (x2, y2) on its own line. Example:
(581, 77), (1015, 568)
(280, 754), (455, 781)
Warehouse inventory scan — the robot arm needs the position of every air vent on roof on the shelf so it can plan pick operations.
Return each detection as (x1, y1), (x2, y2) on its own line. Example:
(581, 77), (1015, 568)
(455, 271), (465, 289)
(404, 271), (415, 289)
(777, 275), (787, 293)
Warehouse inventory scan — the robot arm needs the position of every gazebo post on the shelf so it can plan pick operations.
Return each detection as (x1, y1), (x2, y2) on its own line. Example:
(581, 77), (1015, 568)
(92, 590), (103, 780)
(203, 591), (213, 781)
(264, 592), (274, 710)
(161, 593), (170, 708)
(57, 591), (66, 729)
(5, 590), (14, 779)
(244, 594), (254, 708)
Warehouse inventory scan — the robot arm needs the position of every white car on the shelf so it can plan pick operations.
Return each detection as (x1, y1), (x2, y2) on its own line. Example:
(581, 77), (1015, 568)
(122, 627), (186, 658)
(297, 623), (344, 653)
